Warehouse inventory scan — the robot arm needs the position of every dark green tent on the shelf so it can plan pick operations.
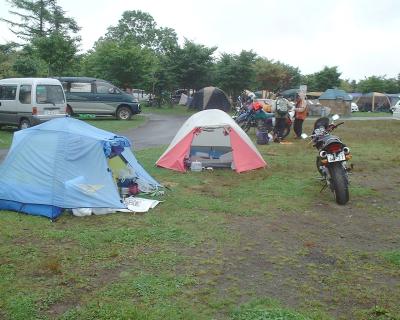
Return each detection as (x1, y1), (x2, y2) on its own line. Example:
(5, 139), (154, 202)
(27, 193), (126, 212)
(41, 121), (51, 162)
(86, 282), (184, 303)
(189, 86), (231, 112)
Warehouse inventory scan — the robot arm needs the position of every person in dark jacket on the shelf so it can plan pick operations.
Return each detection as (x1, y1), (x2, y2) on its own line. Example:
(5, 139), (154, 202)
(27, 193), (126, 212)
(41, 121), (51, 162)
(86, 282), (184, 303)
(274, 94), (290, 143)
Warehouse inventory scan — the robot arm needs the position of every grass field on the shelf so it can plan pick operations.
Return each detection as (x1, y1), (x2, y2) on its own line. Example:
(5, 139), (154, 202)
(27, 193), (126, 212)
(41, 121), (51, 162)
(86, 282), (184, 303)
(1, 119), (400, 319)
(350, 111), (392, 117)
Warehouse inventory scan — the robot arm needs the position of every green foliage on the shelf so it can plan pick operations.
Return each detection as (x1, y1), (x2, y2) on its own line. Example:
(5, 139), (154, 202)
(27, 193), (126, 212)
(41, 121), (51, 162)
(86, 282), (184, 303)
(1, 0), (79, 40)
(254, 58), (301, 92)
(82, 39), (156, 89)
(33, 33), (78, 76)
(105, 10), (178, 54)
(1, 0), (81, 77)
(215, 50), (258, 97)
(0, 42), (20, 78)
(1, 0), (53, 39)
(12, 51), (45, 76)
(173, 39), (217, 90)
(357, 75), (400, 93)
(303, 66), (341, 92)
(339, 79), (357, 92)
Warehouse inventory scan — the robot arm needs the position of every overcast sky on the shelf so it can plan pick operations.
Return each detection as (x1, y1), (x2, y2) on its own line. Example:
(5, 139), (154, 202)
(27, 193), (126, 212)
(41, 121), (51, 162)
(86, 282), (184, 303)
(0, 0), (399, 81)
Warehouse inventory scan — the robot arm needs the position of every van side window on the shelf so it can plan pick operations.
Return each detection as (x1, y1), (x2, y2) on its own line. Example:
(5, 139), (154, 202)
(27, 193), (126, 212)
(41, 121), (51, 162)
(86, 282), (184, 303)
(96, 81), (115, 94)
(70, 82), (91, 93)
(0, 85), (17, 100)
(36, 85), (65, 104)
(19, 85), (32, 104)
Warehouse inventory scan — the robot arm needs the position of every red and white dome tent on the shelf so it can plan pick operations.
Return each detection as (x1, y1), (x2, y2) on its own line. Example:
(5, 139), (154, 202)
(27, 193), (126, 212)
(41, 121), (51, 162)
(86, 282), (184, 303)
(156, 109), (267, 173)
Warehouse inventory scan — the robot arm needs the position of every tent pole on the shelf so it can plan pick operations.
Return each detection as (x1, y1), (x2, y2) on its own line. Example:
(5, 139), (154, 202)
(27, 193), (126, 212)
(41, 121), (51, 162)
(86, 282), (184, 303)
(372, 93), (375, 112)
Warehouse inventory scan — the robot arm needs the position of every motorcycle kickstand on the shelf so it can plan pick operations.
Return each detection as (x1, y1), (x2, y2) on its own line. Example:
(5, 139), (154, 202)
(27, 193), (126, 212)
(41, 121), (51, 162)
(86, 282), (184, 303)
(320, 182), (328, 193)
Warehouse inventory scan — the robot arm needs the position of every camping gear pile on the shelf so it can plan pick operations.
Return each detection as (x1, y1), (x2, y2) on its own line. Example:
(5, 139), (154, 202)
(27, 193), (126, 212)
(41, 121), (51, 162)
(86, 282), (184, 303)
(0, 117), (161, 219)
(0, 109), (270, 220)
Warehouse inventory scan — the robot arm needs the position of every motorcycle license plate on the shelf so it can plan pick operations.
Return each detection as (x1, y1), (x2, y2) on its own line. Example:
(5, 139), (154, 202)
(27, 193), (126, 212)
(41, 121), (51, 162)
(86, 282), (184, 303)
(327, 151), (345, 162)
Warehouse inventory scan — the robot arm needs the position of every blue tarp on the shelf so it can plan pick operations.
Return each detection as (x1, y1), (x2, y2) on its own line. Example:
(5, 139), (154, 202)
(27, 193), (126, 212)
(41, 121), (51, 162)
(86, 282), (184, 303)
(0, 117), (161, 219)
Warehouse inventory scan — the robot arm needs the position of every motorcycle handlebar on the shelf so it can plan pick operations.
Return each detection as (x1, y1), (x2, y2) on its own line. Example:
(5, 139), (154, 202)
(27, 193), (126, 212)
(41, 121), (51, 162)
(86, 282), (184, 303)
(330, 121), (344, 131)
(307, 121), (345, 138)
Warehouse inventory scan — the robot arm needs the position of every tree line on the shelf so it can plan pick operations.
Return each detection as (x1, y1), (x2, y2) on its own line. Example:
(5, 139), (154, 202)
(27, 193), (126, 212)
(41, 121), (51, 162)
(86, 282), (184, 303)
(1, 0), (400, 98)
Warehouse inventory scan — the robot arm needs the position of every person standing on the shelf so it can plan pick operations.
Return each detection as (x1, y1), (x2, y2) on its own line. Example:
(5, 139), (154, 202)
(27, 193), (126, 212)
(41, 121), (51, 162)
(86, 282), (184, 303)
(274, 94), (290, 143)
(293, 92), (308, 138)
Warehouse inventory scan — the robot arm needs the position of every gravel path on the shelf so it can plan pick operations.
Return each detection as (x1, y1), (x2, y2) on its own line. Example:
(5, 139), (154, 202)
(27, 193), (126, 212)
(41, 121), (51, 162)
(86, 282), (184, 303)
(119, 113), (189, 151)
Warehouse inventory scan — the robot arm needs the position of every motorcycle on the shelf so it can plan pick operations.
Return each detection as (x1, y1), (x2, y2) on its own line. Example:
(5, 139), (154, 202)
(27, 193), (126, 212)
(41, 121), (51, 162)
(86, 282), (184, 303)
(234, 102), (294, 139)
(301, 114), (352, 205)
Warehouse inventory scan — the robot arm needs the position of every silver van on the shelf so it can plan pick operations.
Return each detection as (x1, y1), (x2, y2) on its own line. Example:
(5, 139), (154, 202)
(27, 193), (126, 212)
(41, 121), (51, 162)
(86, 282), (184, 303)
(0, 78), (67, 129)
(57, 77), (141, 120)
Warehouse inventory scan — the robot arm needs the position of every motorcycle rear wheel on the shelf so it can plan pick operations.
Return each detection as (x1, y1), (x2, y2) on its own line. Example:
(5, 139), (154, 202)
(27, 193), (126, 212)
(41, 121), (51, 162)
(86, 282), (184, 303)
(237, 119), (251, 133)
(329, 162), (349, 205)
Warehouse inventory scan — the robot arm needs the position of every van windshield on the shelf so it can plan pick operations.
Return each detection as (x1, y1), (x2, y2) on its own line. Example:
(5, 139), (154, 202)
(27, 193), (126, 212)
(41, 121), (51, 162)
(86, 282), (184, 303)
(36, 85), (65, 105)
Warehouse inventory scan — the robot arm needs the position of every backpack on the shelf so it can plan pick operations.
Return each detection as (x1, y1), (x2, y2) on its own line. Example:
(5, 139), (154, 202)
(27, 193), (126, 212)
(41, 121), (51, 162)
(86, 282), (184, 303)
(276, 98), (288, 115)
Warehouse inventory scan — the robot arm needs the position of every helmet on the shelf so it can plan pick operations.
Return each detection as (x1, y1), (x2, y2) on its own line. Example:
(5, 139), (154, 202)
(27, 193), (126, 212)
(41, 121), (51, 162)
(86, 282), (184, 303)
(253, 101), (262, 110)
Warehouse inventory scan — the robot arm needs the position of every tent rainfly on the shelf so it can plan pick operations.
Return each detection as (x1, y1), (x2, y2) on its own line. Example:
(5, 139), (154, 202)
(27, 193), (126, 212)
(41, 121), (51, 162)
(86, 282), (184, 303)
(156, 109), (267, 173)
(0, 117), (161, 219)
(355, 92), (391, 112)
(189, 86), (231, 112)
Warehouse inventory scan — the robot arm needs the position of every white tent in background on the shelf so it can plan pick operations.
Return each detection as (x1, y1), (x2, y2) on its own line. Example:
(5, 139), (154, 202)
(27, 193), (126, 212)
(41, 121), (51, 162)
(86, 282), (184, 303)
(178, 93), (188, 105)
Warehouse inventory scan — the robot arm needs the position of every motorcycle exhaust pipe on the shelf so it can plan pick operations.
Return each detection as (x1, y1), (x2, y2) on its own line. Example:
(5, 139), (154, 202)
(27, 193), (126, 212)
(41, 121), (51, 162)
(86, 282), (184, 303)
(343, 147), (350, 154)
(319, 150), (327, 158)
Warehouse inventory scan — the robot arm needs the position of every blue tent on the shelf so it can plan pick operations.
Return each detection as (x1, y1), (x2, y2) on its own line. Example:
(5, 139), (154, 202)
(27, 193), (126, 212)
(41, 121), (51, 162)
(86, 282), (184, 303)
(0, 117), (161, 219)
(319, 89), (352, 101)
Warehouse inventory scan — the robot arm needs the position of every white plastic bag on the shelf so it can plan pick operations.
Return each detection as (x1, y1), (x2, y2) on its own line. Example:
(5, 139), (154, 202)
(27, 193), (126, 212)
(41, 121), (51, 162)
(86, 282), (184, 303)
(92, 208), (115, 215)
(72, 208), (92, 217)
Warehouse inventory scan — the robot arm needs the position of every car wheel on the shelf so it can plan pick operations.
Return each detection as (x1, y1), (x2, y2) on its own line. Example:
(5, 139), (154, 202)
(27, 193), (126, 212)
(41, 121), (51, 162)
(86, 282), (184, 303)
(19, 118), (31, 130)
(116, 106), (132, 120)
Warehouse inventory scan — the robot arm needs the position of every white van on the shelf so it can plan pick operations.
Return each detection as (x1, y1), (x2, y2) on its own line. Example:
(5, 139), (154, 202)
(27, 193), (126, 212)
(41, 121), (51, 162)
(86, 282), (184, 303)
(391, 100), (400, 113)
(0, 78), (67, 129)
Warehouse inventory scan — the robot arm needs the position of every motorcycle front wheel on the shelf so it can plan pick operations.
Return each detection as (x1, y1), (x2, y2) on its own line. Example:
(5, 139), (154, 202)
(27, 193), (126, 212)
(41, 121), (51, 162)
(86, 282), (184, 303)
(329, 162), (349, 205)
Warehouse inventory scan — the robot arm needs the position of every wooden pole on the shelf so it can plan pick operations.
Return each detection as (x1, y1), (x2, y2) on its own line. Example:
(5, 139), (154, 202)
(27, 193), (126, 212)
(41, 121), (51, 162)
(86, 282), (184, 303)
(372, 93), (375, 112)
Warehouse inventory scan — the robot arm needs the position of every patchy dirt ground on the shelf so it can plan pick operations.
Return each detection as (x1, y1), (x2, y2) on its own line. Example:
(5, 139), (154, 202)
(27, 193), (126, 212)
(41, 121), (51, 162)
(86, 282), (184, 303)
(178, 167), (400, 319)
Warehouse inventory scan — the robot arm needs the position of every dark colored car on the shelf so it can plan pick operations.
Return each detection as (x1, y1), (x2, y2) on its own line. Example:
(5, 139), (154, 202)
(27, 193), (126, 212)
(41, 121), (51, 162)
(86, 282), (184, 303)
(56, 77), (141, 120)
